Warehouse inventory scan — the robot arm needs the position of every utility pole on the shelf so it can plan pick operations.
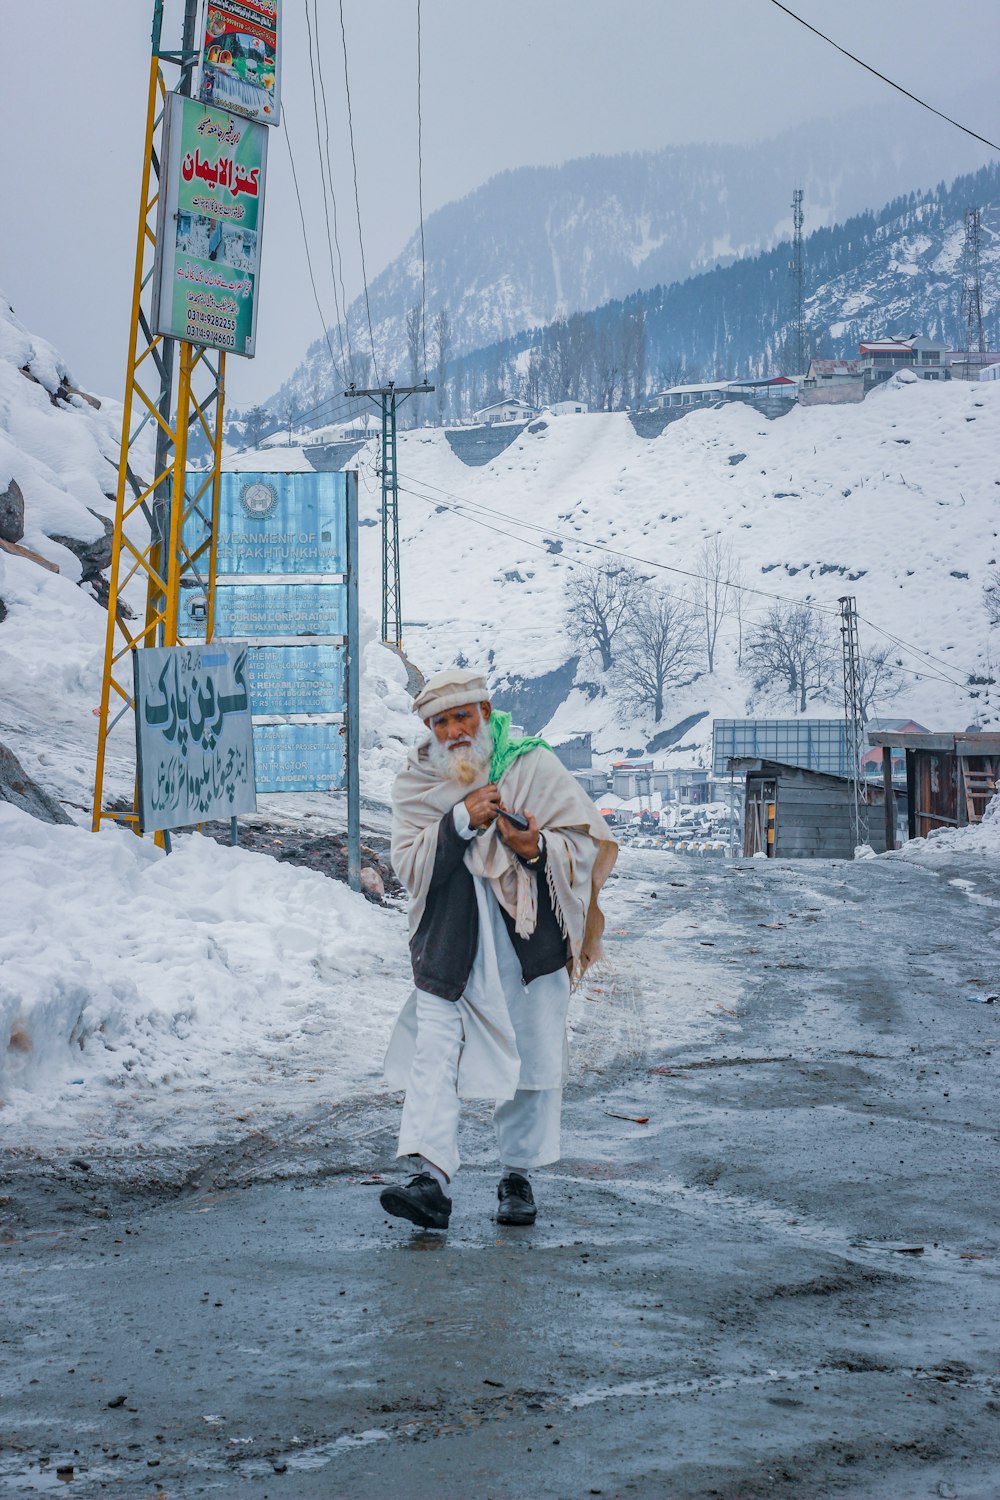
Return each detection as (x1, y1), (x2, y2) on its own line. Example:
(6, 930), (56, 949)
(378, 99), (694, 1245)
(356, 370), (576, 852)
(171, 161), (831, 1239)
(839, 595), (866, 851)
(960, 206), (985, 379)
(344, 379), (433, 650)
(790, 187), (805, 375)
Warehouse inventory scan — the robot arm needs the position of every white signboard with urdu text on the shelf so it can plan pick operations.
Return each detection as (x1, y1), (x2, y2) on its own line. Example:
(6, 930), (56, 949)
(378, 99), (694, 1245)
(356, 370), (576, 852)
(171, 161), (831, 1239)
(134, 642), (258, 833)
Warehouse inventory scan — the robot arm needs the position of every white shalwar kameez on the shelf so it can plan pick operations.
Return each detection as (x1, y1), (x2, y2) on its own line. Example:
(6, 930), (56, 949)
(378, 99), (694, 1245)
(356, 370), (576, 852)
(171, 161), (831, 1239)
(384, 805), (571, 1180)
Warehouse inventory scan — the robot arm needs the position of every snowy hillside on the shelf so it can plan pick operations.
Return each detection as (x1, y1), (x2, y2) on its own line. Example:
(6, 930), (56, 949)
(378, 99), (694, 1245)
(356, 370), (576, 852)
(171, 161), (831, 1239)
(0, 294), (419, 815)
(444, 163), (1000, 409)
(268, 102), (992, 412)
(268, 378), (999, 763)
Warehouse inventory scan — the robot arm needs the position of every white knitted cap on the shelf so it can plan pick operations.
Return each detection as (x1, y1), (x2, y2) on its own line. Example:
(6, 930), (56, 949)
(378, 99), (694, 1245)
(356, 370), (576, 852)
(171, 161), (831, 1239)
(412, 667), (489, 720)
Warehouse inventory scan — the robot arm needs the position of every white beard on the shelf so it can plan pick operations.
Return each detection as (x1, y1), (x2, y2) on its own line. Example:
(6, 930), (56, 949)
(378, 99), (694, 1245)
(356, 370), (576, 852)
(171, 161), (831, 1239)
(426, 717), (493, 785)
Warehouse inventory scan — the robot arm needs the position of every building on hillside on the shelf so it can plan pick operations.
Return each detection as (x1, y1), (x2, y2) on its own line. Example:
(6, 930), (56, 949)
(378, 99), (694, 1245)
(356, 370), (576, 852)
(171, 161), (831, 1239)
(946, 351), (1000, 381)
(798, 358), (864, 406)
(573, 769), (609, 799)
(731, 758), (900, 859)
(547, 730), (593, 771)
(859, 717), (928, 782)
(611, 760), (655, 800)
(712, 719), (858, 780)
(471, 398), (539, 425)
(867, 727), (1000, 844)
(546, 399), (589, 415)
(858, 335), (948, 389)
(727, 375), (799, 405)
(653, 767), (713, 804)
(652, 381), (733, 410)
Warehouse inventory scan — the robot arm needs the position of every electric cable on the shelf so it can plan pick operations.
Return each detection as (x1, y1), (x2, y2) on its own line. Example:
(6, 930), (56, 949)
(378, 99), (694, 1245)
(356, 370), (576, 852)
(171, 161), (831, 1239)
(416, 0), (428, 380)
(338, 0), (380, 383)
(396, 480), (972, 693)
(769, 1), (1000, 154)
(280, 101), (349, 400)
(311, 0), (354, 369)
(303, 0), (347, 378)
(393, 466), (975, 690)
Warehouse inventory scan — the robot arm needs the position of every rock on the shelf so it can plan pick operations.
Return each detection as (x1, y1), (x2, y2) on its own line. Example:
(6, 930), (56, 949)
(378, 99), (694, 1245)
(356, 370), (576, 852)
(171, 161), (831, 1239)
(0, 741), (72, 824)
(361, 865), (385, 900)
(0, 478), (24, 543)
(0, 598), (6, 624)
(48, 509), (114, 582)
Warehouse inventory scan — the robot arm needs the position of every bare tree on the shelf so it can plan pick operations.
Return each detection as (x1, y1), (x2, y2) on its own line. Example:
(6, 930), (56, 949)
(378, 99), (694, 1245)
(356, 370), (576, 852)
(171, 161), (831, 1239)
(282, 397), (300, 447)
(744, 603), (837, 712)
(730, 555), (748, 665)
(696, 536), (737, 673)
(564, 563), (643, 672)
(857, 645), (903, 720)
(614, 589), (699, 723)
(985, 567), (1000, 628)
(434, 308), (451, 424)
(243, 405), (268, 449)
(406, 303), (422, 386)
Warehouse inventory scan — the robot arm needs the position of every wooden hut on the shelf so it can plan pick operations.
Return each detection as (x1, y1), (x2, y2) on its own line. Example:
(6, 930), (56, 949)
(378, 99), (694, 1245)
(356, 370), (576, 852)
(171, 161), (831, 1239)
(731, 758), (900, 859)
(867, 730), (1000, 844)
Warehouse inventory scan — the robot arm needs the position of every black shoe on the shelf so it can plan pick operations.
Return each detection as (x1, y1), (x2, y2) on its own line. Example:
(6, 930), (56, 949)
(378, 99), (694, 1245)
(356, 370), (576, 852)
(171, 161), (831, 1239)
(379, 1173), (452, 1230)
(496, 1172), (537, 1226)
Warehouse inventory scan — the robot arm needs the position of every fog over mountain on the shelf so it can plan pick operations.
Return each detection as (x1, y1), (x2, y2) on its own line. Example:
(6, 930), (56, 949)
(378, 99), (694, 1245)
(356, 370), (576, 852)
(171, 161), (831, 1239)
(267, 93), (992, 416)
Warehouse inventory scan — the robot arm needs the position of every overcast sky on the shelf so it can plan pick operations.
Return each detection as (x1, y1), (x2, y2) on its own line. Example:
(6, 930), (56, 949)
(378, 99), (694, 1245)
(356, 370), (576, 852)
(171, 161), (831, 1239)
(2, 0), (997, 407)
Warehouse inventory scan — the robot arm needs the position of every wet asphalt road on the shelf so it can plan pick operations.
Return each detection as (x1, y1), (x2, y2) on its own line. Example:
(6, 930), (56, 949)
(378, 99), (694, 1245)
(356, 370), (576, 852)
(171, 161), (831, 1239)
(2, 849), (999, 1499)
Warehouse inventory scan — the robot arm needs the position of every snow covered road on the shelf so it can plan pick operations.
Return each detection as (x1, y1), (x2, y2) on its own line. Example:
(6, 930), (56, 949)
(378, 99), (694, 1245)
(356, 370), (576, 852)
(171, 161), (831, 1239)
(3, 846), (999, 1498)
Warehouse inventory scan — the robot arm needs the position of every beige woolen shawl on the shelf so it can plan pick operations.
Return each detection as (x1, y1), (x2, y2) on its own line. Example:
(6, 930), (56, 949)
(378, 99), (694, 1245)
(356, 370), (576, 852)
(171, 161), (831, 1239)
(390, 743), (618, 986)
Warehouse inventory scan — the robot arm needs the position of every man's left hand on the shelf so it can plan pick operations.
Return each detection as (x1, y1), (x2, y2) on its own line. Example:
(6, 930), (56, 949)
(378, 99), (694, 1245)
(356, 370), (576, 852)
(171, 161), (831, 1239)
(497, 809), (541, 861)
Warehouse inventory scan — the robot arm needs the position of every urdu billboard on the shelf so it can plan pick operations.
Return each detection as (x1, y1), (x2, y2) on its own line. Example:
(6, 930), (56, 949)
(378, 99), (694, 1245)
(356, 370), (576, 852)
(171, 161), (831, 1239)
(197, 0), (281, 126)
(134, 642), (258, 833)
(153, 92), (268, 357)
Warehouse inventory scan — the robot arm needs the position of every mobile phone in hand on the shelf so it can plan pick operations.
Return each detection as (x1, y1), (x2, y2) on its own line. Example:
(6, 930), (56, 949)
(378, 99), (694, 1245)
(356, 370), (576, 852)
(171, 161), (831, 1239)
(498, 808), (529, 831)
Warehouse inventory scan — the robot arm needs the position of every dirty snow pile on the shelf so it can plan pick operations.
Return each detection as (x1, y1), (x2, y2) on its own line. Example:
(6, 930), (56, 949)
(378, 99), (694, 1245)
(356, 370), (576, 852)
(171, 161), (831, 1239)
(897, 789), (1000, 864)
(0, 801), (409, 1139)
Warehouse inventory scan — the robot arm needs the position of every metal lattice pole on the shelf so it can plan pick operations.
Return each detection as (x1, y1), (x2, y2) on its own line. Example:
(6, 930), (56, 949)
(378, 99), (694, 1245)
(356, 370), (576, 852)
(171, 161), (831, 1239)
(961, 206), (986, 377)
(790, 187), (805, 375)
(839, 595), (865, 850)
(345, 380), (434, 652)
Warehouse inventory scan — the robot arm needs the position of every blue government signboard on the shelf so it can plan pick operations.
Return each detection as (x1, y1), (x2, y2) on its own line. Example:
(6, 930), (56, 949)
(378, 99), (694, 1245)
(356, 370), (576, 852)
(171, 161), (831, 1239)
(245, 644), (345, 716)
(182, 472), (347, 576)
(252, 721), (344, 793)
(212, 581), (346, 639)
(179, 470), (357, 822)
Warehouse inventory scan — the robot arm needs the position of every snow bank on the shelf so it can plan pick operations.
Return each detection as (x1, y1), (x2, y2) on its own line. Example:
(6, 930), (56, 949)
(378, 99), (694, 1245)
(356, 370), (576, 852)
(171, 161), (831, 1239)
(895, 790), (1000, 864)
(0, 803), (409, 1136)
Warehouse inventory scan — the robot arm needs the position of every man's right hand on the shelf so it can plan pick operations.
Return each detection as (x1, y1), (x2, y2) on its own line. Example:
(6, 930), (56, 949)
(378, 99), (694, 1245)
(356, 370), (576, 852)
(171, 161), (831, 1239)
(464, 782), (501, 829)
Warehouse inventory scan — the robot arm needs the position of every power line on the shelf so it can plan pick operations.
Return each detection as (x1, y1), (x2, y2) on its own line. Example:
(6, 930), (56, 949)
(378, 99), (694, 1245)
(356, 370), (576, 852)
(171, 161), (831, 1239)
(310, 0), (354, 370)
(416, 0), (428, 380)
(396, 480), (972, 693)
(769, 1), (1000, 153)
(393, 466), (976, 691)
(281, 101), (349, 394)
(338, 0), (380, 383)
(303, 0), (348, 377)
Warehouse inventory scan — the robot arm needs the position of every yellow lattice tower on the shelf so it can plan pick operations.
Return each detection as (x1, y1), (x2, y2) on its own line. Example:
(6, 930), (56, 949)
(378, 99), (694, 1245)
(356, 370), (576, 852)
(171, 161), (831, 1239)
(92, 5), (226, 833)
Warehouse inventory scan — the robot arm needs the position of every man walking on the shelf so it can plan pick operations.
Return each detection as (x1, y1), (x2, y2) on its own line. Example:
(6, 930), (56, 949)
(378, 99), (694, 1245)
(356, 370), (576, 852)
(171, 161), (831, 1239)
(381, 667), (617, 1230)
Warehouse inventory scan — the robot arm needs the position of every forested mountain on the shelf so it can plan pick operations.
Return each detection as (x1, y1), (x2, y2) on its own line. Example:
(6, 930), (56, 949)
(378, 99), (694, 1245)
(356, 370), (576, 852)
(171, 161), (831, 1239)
(444, 163), (1000, 416)
(265, 97), (991, 423)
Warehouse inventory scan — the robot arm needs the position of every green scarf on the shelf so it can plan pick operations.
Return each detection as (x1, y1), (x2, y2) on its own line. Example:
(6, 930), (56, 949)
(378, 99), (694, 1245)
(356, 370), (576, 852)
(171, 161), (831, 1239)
(489, 711), (551, 782)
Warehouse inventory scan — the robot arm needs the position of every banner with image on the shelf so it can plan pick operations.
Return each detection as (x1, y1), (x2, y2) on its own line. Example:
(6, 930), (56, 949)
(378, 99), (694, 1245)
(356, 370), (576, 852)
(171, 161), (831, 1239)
(198, 0), (281, 126)
(153, 92), (268, 358)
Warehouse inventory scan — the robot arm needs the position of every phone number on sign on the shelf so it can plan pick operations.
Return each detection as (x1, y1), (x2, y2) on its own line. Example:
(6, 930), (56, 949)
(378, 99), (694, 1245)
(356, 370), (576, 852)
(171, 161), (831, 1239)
(186, 319), (236, 347)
